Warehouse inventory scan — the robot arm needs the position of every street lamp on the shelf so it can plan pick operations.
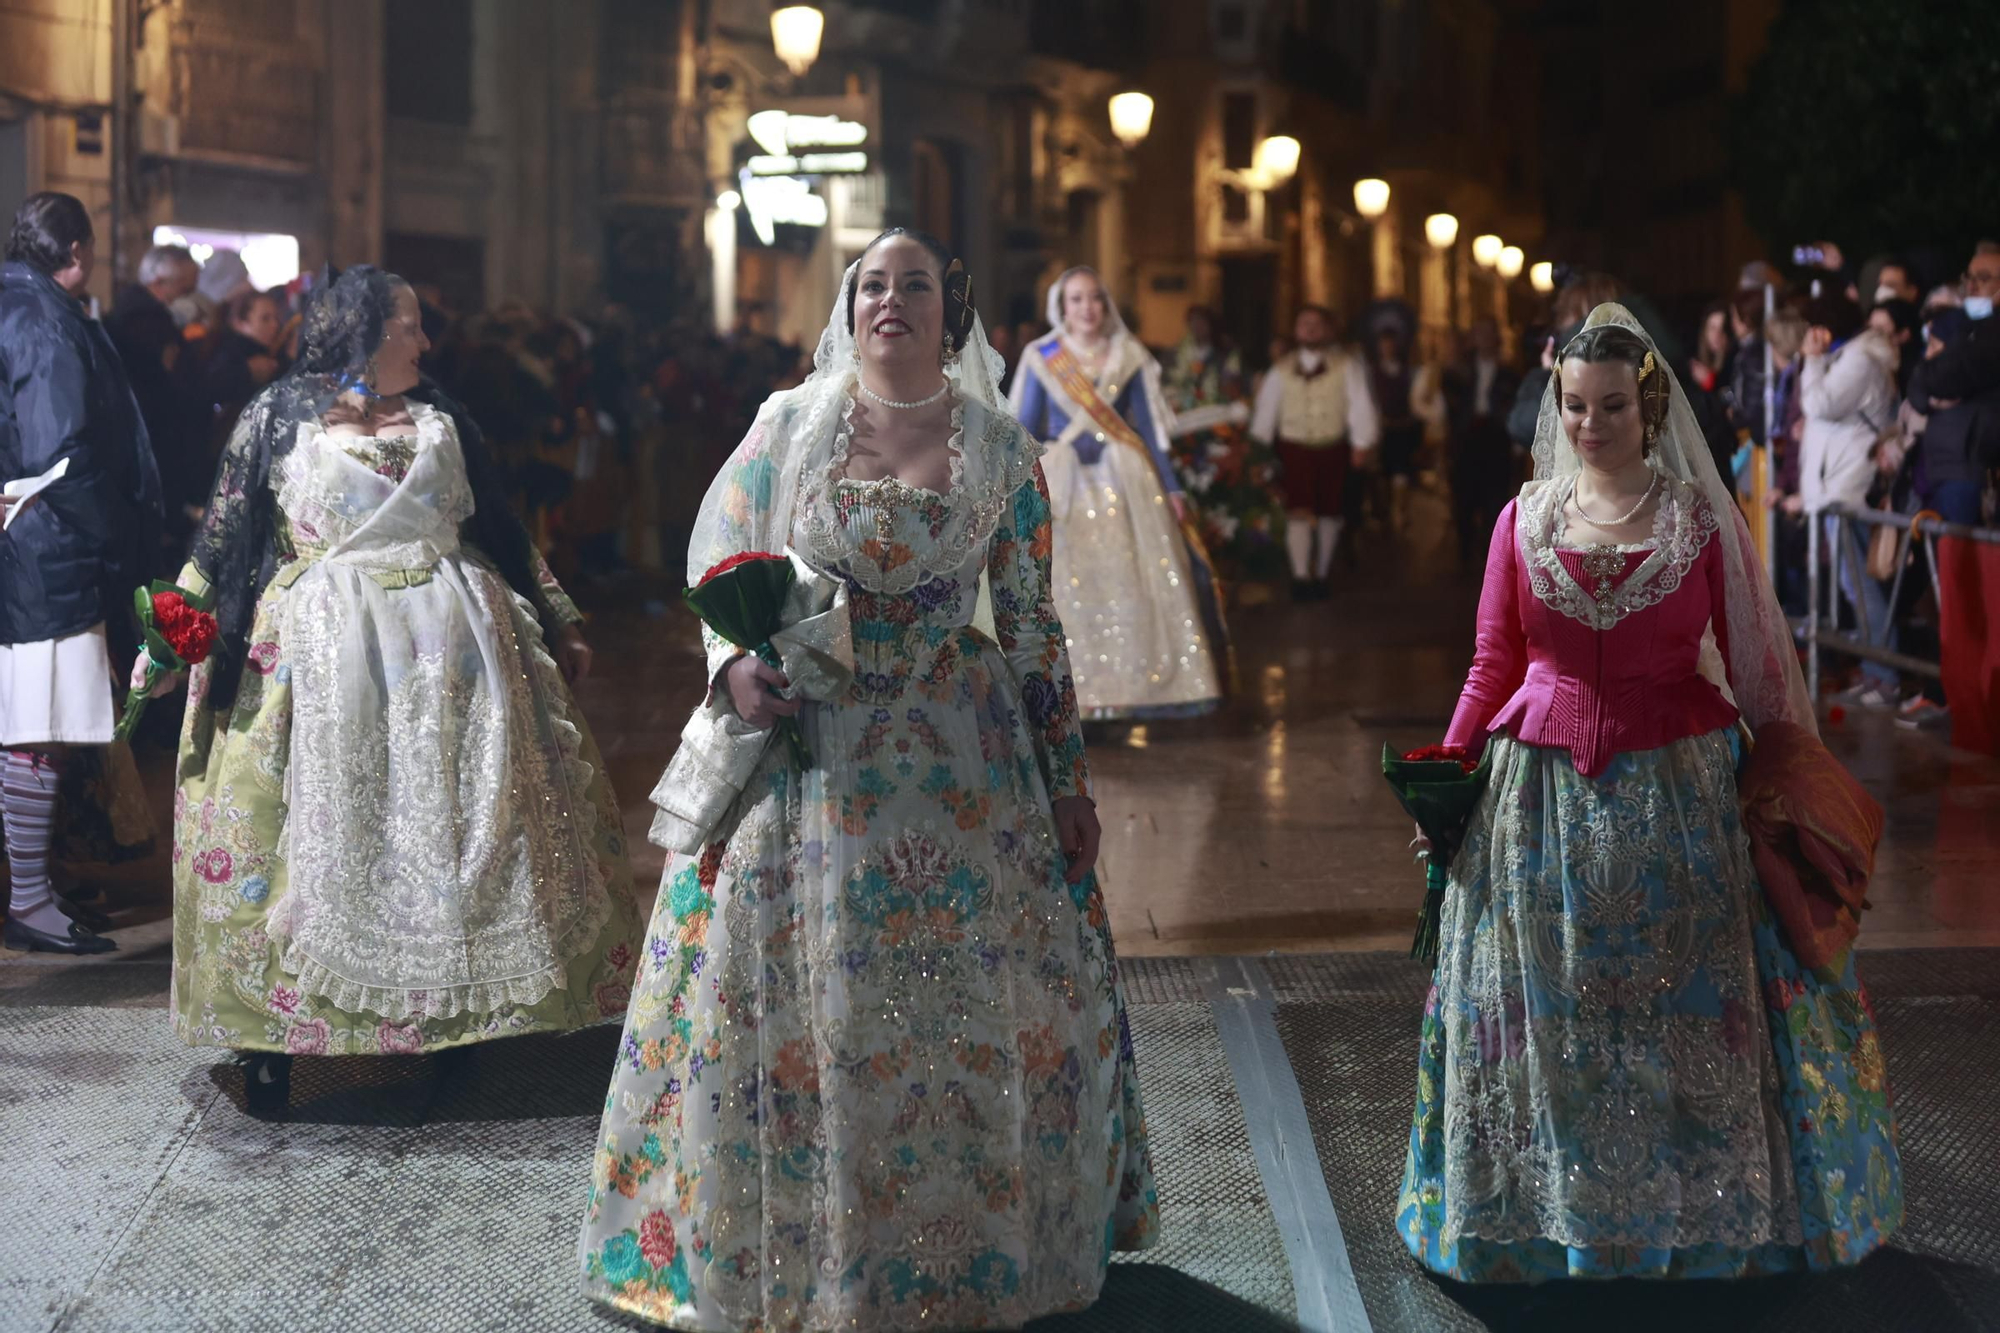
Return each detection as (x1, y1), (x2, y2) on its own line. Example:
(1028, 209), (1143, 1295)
(1108, 92), (1155, 150)
(1252, 135), (1301, 188)
(1530, 261), (1555, 293)
(1471, 234), (1503, 268)
(1425, 213), (1459, 249)
(1353, 178), (1390, 219)
(1496, 245), (1524, 279)
(771, 6), (825, 77)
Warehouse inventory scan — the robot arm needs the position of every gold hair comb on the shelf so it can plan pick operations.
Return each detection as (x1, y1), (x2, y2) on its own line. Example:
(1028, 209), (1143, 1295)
(1637, 350), (1656, 382)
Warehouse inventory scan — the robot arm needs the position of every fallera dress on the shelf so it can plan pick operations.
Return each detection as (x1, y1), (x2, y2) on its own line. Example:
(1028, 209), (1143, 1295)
(1397, 477), (1903, 1281)
(171, 401), (642, 1054)
(579, 385), (1160, 1331)
(1010, 331), (1226, 720)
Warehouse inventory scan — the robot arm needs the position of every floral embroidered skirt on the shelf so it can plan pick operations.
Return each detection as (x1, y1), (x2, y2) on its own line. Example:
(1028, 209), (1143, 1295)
(1397, 729), (1903, 1282)
(169, 568), (642, 1055)
(578, 641), (1160, 1331)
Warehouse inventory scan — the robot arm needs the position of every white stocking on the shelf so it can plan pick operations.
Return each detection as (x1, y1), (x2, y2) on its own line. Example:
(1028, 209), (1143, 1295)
(1285, 517), (1313, 580)
(1313, 518), (1342, 578)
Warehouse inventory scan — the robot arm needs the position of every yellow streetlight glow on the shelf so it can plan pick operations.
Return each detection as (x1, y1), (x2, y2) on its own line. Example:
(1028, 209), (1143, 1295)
(1108, 92), (1155, 149)
(1530, 261), (1556, 293)
(1425, 213), (1460, 249)
(1253, 135), (1301, 187)
(1496, 245), (1525, 279)
(1472, 234), (1503, 268)
(1353, 178), (1390, 219)
(770, 6), (825, 77)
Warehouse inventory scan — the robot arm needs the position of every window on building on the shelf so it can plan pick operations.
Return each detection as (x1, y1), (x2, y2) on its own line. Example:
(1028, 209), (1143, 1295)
(602, 0), (682, 96)
(384, 232), (486, 317)
(1221, 91), (1258, 172)
(911, 140), (958, 245)
(387, 0), (473, 125)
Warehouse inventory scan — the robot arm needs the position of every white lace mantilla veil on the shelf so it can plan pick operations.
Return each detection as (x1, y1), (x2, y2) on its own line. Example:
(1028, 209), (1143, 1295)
(1529, 301), (1817, 737)
(1021, 265), (1180, 444)
(685, 256), (1014, 587)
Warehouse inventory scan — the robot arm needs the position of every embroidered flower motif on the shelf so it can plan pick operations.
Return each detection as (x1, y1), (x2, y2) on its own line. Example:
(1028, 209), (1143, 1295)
(607, 943), (634, 972)
(377, 1022), (424, 1055)
(194, 848), (234, 884)
(595, 980), (634, 1015)
(268, 985), (302, 1016)
(247, 642), (281, 675)
(284, 1017), (330, 1055)
(239, 875), (270, 904)
(638, 1210), (677, 1268)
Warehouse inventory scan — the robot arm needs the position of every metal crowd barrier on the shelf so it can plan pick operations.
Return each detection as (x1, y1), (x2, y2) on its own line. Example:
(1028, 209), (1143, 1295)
(1805, 502), (2000, 701)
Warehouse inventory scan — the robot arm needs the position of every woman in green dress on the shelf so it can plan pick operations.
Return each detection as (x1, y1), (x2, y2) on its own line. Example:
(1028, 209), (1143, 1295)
(146, 267), (641, 1113)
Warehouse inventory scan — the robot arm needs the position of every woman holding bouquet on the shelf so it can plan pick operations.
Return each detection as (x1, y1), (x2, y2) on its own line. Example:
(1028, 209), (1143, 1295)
(579, 229), (1159, 1330)
(150, 266), (640, 1111)
(1010, 267), (1225, 719)
(1397, 305), (1901, 1281)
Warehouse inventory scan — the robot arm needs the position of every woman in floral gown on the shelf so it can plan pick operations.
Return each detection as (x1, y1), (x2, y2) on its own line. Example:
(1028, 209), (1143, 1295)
(153, 267), (641, 1112)
(579, 230), (1159, 1331)
(1398, 306), (1902, 1281)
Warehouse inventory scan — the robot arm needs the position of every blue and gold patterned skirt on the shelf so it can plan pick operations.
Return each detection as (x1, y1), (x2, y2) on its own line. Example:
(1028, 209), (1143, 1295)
(1397, 728), (1902, 1282)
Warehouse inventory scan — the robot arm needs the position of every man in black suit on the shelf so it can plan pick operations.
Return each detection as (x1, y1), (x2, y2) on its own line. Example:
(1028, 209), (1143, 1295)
(1443, 317), (1523, 567)
(106, 244), (198, 531)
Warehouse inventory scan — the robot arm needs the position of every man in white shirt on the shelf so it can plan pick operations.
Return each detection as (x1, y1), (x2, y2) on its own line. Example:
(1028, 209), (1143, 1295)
(1250, 306), (1380, 598)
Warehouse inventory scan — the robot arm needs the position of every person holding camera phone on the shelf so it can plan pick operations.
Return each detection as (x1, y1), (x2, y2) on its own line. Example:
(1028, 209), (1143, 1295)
(1798, 294), (1902, 708)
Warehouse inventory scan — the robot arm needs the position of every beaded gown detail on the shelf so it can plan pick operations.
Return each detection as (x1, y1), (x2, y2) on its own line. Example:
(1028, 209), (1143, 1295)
(171, 404), (641, 1052)
(1397, 479), (1902, 1281)
(579, 387), (1160, 1331)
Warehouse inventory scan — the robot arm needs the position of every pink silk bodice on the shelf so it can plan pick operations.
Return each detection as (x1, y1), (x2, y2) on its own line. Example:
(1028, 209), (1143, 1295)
(1444, 481), (1739, 778)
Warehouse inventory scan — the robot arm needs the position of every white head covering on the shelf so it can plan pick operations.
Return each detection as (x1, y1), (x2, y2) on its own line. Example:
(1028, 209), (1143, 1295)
(1045, 264), (1131, 343)
(197, 249), (254, 305)
(686, 251), (1011, 587)
(1531, 302), (1816, 736)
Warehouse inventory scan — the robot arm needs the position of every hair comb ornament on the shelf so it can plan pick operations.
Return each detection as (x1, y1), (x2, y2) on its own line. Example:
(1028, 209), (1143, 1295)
(1637, 350), (1657, 383)
(943, 259), (976, 350)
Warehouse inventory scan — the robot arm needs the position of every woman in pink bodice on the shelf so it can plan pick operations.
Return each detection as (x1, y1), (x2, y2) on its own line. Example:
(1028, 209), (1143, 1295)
(1396, 307), (1902, 1282)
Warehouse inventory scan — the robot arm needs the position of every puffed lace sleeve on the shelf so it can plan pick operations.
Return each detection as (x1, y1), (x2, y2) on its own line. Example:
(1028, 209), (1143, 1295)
(987, 462), (1090, 802)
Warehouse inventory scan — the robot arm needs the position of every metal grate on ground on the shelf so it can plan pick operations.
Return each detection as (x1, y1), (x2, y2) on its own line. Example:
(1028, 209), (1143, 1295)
(0, 962), (1300, 1333)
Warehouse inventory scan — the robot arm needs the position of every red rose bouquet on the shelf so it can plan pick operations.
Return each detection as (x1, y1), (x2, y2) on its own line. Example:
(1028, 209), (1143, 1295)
(113, 582), (219, 741)
(1381, 742), (1490, 962)
(684, 551), (812, 767)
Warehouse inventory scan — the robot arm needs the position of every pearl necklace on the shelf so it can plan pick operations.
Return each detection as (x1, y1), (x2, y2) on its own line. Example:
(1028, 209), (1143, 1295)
(858, 379), (951, 411)
(1571, 473), (1659, 528)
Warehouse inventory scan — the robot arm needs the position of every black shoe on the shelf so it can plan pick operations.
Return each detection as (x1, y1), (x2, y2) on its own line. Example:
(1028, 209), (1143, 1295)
(240, 1051), (294, 1117)
(1291, 578), (1315, 603)
(56, 894), (114, 933)
(3, 915), (118, 955)
(1313, 578), (1333, 601)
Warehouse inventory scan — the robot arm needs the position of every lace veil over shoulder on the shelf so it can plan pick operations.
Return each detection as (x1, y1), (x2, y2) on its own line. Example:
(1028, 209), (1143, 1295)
(1526, 303), (1815, 736)
(684, 257), (1020, 588)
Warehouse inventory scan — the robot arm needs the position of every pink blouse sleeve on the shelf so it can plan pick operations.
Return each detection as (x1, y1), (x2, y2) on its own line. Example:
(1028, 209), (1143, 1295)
(1444, 501), (1528, 753)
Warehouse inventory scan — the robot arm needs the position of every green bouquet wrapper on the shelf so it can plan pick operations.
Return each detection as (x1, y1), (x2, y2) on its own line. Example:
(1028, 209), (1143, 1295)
(684, 551), (812, 768)
(1381, 743), (1492, 962)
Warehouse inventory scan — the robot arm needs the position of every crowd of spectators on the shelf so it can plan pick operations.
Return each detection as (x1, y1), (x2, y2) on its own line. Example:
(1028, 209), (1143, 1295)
(105, 245), (813, 594)
(1500, 243), (2000, 733)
